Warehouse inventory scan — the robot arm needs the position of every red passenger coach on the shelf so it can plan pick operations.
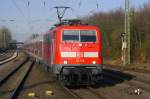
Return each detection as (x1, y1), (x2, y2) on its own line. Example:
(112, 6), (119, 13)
(25, 19), (103, 85)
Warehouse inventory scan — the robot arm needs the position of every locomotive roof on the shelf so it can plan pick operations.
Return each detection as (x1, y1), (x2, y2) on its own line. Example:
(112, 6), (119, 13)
(48, 25), (100, 34)
(50, 19), (93, 28)
(49, 19), (99, 31)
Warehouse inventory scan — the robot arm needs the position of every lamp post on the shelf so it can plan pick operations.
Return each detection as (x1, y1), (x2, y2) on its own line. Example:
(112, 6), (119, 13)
(125, 0), (131, 65)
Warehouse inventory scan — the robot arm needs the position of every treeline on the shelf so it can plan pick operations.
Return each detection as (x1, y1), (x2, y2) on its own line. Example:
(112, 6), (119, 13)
(84, 3), (150, 63)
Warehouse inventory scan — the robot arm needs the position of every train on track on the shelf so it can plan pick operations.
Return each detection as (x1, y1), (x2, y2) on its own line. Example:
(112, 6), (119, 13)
(24, 19), (103, 85)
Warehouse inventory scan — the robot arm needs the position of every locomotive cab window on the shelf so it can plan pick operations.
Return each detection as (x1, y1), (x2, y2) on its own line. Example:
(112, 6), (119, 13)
(62, 30), (79, 42)
(80, 30), (96, 42)
(62, 30), (97, 42)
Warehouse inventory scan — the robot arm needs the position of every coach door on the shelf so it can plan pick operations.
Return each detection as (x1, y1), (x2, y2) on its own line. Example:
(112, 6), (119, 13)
(50, 33), (56, 65)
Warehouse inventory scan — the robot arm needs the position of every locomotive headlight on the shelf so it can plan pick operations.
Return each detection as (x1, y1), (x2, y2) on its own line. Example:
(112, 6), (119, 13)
(64, 61), (68, 64)
(92, 61), (96, 64)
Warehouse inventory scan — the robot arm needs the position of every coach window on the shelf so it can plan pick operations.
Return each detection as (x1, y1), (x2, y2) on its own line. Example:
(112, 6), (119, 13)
(80, 30), (96, 42)
(43, 34), (45, 42)
(62, 30), (79, 42)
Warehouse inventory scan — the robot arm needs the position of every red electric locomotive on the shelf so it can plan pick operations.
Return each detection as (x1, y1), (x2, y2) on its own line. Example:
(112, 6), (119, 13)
(25, 19), (103, 85)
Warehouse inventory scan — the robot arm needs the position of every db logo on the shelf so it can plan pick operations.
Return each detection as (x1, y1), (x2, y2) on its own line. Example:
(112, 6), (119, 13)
(76, 52), (84, 57)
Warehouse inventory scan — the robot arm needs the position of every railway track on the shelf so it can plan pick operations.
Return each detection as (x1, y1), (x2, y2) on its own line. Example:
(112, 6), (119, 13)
(19, 64), (108, 99)
(0, 50), (17, 65)
(1, 54), (149, 99)
(86, 87), (108, 99)
(0, 57), (28, 85)
(0, 57), (34, 99)
(61, 85), (83, 99)
(103, 69), (150, 92)
(17, 63), (76, 99)
(0, 50), (13, 61)
(61, 84), (108, 99)
(57, 66), (150, 99)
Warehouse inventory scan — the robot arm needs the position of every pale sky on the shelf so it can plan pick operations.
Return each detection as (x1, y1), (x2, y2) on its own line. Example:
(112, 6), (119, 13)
(0, 0), (149, 41)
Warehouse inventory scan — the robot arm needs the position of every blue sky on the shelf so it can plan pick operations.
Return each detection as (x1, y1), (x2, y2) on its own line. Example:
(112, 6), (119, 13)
(0, 0), (150, 41)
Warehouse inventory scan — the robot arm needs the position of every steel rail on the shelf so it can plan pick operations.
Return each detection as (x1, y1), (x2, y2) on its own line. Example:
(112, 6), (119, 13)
(9, 61), (34, 99)
(0, 50), (14, 61)
(62, 86), (83, 99)
(87, 87), (107, 99)
(0, 57), (28, 86)
(0, 51), (18, 65)
(57, 80), (83, 99)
